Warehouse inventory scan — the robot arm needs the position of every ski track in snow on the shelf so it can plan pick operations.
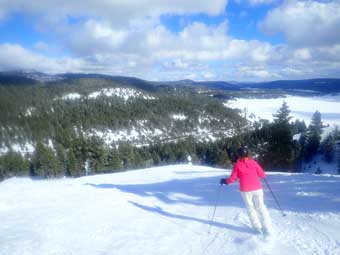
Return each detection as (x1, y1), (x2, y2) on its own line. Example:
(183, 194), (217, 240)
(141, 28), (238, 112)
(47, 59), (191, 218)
(0, 165), (340, 255)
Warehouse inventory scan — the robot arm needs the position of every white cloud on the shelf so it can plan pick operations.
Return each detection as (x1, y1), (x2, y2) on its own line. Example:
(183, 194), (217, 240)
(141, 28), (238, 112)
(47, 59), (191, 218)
(203, 71), (217, 79)
(164, 59), (190, 69)
(0, 0), (340, 81)
(235, 66), (281, 79)
(0, 0), (228, 26)
(260, 0), (340, 47)
(247, 0), (276, 6)
(61, 19), (129, 56)
(130, 21), (275, 64)
(33, 41), (50, 52)
(0, 43), (95, 73)
(293, 48), (311, 60)
(2, 23), (340, 81)
(234, 0), (276, 6)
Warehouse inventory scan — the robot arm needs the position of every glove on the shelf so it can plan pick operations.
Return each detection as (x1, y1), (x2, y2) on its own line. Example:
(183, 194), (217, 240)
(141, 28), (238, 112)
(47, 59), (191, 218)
(220, 178), (227, 185)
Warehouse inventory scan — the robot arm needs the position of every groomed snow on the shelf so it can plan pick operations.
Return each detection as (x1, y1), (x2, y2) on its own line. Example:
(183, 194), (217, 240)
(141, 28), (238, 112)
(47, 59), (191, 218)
(1, 165), (339, 255)
(225, 95), (340, 126)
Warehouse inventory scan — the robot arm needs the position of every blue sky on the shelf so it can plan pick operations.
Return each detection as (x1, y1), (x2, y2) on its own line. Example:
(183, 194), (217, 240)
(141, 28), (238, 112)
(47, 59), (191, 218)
(0, 0), (339, 81)
(0, 14), (39, 47)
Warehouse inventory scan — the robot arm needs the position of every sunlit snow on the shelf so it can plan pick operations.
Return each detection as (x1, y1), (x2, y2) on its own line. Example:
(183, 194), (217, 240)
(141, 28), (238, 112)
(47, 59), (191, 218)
(88, 88), (156, 101)
(61, 93), (82, 100)
(225, 94), (340, 125)
(1, 165), (339, 255)
(171, 114), (187, 121)
(0, 142), (35, 156)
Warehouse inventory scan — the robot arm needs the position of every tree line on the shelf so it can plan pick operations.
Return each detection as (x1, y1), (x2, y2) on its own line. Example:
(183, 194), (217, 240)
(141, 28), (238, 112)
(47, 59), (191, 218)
(242, 102), (340, 173)
(0, 78), (246, 180)
(0, 135), (234, 179)
(1, 101), (339, 180)
(1, 76), (339, 179)
(0, 79), (244, 146)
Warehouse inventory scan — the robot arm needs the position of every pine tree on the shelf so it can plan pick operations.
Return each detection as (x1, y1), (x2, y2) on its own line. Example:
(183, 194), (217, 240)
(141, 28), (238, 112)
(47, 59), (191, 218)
(0, 164), (4, 180)
(265, 102), (295, 170)
(304, 111), (322, 162)
(151, 151), (161, 165)
(309, 111), (323, 135)
(34, 142), (59, 178)
(273, 101), (292, 125)
(56, 143), (66, 175)
(108, 149), (123, 170)
(0, 152), (28, 177)
(87, 137), (105, 173)
(337, 148), (340, 175)
(119, 144), (136, 169)
(292, 119), (307, 134)
(66, 150), (78, 177)
(216, 149), (230, 167)
(29, 162), (35, 177)
(160, 144), (176, 164)
(321, 134), (335, 163)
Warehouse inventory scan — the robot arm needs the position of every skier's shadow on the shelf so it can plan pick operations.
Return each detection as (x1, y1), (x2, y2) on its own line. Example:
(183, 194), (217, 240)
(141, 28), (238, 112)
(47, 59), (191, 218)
(85, 176), (242, 207)
(128, 201), (253, 234)
(85, 173), (340, 213)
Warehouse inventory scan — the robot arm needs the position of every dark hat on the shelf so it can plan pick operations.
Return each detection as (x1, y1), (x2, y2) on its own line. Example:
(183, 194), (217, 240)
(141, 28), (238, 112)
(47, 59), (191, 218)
(237, 147), (248, 158)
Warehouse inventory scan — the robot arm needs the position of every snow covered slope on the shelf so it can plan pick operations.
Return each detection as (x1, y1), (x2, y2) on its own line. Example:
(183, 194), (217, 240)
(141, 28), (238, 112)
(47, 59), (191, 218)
(225, 94), (340, 126)
(1, 165), (340, 255)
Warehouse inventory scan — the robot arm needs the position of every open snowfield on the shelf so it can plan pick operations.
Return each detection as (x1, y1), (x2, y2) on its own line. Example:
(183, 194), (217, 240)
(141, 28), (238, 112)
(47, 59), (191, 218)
(1, 165), (340, 255)
(226, 94), (340, 126)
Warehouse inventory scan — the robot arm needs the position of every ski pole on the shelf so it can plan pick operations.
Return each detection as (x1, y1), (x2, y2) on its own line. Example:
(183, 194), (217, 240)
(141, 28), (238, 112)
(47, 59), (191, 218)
(264, 178), (286, 217)
(208, 184), (223, 234)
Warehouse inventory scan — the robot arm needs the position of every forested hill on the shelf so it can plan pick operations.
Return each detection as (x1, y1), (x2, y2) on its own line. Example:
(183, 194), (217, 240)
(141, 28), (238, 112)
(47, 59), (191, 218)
(247, 79), (340, 93)
(156, 78), (340, 94)
(0, 72), (246, 179)
(1, 71), (339, 180)
(2, 71), (340, 93)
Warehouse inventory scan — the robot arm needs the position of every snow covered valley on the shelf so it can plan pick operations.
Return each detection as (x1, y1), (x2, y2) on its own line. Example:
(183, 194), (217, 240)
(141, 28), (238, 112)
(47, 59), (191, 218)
(1, 165), (339, 255)
(226, 94), (340, 126)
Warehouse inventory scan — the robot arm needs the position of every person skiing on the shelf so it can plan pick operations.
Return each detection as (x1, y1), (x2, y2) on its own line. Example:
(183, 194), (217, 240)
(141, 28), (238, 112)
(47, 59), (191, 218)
(220, 147), (272, 235)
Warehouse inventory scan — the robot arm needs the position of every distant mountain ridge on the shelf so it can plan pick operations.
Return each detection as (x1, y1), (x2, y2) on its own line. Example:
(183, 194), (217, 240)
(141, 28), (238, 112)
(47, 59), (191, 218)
(249, 79), (340, 93)
(159, 78), (340, 93)
(1, 70), (340, 93)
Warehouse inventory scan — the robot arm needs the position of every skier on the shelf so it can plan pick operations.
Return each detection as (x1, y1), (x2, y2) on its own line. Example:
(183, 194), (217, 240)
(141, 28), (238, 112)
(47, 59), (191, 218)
(220, 147), (272, 235)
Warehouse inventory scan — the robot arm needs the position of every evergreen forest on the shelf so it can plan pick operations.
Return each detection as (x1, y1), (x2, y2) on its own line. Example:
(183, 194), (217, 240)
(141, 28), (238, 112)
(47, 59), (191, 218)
(0, 75), (339, 180)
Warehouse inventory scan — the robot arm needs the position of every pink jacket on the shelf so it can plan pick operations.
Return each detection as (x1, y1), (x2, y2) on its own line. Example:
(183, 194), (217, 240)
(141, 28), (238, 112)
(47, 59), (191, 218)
(226, 157), (266, 192)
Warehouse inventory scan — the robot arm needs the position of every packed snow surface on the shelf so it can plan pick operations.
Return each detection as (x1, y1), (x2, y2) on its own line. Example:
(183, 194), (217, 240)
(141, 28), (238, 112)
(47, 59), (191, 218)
(1, 165), (340, 255)
(226, 94), (340, 125)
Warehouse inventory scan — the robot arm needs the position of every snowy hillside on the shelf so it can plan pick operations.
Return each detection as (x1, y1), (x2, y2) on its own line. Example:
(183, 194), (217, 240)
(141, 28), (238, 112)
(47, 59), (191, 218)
(60, 88), (156, 101)
(1, 165), (339, 255)
(225, 94), (340, 126)
(90, 88), (156, 101)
